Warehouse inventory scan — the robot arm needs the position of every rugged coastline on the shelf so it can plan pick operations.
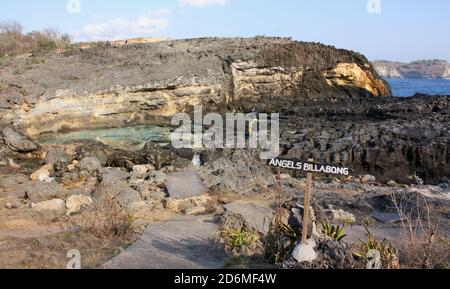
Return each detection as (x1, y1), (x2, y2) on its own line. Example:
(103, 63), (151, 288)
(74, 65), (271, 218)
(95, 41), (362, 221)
(373, 59), (450, 79)
(0, 37), (448, 269)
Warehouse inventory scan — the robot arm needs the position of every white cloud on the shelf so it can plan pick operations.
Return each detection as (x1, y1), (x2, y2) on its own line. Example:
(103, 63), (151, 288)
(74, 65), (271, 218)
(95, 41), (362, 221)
(179, 0), (229, 8)
(76, 9), (171, 41)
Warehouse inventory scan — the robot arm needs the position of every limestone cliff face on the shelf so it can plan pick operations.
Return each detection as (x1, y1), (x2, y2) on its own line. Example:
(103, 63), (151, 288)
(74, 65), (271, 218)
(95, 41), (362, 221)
(323, 63), (390, 97)
(0, 37), (390, 135)
(373, 59), (450, 79)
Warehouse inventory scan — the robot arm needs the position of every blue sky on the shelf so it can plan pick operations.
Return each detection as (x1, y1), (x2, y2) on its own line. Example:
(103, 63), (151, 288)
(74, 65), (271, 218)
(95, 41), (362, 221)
(1, 0), (449, 62)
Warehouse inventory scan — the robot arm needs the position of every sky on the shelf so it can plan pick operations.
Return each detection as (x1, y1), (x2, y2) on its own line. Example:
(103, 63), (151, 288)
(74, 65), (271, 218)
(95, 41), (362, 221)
(1, 0), (449, 62)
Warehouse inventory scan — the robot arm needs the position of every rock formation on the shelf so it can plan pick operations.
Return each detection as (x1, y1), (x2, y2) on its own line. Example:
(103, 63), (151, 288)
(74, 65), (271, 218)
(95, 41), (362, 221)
(0, 37), (390, 136)
(373, 59), (450, 79)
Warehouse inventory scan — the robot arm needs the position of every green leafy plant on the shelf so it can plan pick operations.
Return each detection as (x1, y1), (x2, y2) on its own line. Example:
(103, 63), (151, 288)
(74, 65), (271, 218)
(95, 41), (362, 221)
(321, 222), (347, 241)
(281, 224), (299, 245)
(33, 38), (57, 56)
(354, 219), (399, 269)
(221, 227), (260, 256)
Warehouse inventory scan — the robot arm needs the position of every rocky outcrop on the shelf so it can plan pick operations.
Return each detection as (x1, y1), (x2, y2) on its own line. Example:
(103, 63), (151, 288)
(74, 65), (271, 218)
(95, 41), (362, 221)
(323, 63), (390, 96)
(279, 94), (450, 184)
(0, 37), (390, 136)
(2, 126), (39, 152)
(373, 59), (450, 79)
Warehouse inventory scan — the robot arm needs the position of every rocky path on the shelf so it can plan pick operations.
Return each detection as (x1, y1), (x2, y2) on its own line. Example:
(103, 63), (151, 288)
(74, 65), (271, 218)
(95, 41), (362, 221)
(103, 215), (226, 269)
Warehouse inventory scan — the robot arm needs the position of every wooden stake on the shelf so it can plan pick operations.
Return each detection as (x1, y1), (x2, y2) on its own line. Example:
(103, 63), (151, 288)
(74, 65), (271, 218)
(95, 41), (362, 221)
(301, 159), (314, 244)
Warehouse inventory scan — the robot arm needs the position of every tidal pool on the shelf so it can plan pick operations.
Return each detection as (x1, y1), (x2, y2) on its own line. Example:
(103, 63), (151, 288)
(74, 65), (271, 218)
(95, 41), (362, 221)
(38, 125), (171, 149)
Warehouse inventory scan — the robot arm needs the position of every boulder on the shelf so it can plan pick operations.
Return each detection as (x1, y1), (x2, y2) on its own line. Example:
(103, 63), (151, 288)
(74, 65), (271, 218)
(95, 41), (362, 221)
(26, 182), (67, 203)
(0, 142), (11, 163)
(142, 141), (177, 170)
(75, 140), (115, 166)
(32, 199), (66, 218)
(106, 149), (147, 170)
(292, 239), (318, 263)
(3, 198), (21, 209)
(150, 171), (167, 187)
(30, 165), (54, 183)
(2, 126), (39, 152)
(184, 205), (207, 216)
(284, 238), (355, 269)
(200, 150), (275, 195)
(361, 175), (376, 184)
(133, 165), (149, 174)
(45, 147), (73, 165)
(101, 168), (130, 184)
(222, 202), (274, 234)
(100, 169), (132, 199)
(387, 180), (397, 187)
(0, 174), (31, 199)
(77, 157), (102, 173)
(66, 194), (93, 216)
(166, 171), (206, 199)
(137, 182), (166, 204)
(115, 187), (142, 206)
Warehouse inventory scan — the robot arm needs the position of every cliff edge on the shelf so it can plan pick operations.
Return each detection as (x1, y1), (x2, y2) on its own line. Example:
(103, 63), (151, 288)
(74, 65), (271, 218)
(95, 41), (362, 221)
(0, 37), (390, 135)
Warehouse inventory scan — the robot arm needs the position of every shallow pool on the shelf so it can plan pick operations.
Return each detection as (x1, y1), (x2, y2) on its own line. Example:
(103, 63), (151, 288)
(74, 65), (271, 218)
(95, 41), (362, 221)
(38, 125), (171, 149)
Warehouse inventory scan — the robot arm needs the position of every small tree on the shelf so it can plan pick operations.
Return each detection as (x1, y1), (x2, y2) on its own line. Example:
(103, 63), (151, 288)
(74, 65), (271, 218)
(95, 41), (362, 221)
(0, 20), (23, 35)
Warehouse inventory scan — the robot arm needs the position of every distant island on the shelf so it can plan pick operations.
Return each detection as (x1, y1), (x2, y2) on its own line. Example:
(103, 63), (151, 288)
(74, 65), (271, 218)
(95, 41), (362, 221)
(373, 59), (450, 79)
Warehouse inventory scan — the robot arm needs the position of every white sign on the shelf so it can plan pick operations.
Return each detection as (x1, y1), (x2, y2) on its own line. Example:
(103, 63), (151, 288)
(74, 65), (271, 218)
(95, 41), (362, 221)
(268, 158), (350, 176)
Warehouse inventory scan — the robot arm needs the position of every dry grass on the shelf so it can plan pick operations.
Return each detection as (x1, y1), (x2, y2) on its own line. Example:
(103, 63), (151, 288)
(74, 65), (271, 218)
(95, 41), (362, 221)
(261, 164), (297, 264)
(0, 20), (70, 57)
(391, 191), (450, 269)
(79, 186), (135, 240)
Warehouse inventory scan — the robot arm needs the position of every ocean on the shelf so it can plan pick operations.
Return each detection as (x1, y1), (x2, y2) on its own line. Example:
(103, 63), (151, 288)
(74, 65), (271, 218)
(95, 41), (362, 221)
(385, 78), (450, 97)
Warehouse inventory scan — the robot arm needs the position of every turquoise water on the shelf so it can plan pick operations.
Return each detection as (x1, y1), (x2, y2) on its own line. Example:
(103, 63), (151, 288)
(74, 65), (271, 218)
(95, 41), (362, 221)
(386, 78), (450, 97)
(38, 78), (450, 148)
(38, 125), (171, 149)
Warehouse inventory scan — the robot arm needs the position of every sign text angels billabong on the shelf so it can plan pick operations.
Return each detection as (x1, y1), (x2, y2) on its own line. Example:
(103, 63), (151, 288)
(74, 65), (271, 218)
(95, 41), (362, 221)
(268, 158), (350, 244)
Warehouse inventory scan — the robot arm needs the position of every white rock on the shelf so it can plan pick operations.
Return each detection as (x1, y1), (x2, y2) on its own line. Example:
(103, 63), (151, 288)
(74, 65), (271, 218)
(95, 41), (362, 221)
(292, 239), (318, 263)
(192, 153), (201, 167)
(32, 199), (66, 218)
(30, 168), (48, 181)
(145, 164), (156, 171)
(133, 165), (149, 174)
(387, 180), (397, 187)
(7, 158), (21, 169)
(279, 174), (291, 180)
(361, 174), (376, 184)
(66, 195), (92, 216)
(366, 249), (382, 269)
(184, 205), (207, 216)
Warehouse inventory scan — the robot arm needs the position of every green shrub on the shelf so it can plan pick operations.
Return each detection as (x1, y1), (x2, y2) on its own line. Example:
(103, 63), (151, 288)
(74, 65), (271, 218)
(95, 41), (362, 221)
(321, 222), (347, 242)
(221, 227), (260, 256)
(354, 219), (399, 269)
(33, 38), (57, 55)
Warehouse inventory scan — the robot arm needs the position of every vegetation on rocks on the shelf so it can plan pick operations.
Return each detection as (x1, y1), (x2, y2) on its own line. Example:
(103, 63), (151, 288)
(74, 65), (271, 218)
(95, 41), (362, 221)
(353, 219), (400, 269)
(0, 20), (70, 57)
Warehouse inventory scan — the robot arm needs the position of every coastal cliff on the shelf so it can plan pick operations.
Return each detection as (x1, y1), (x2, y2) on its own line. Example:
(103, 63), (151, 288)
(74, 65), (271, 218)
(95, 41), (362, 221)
(373, 59), (450, 79)
(0, 37), (390, 135)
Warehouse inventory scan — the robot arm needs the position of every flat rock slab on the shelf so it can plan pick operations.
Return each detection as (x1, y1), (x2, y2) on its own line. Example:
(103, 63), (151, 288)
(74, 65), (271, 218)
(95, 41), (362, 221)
(166, 171), (206, 199)
(224, 202), (274, 234)
(103, 216), (226, 269)
(370, 212), (406, 224)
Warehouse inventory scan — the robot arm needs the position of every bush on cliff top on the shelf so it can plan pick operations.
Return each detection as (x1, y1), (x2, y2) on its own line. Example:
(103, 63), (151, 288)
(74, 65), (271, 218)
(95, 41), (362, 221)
(0, 20), (70, 57)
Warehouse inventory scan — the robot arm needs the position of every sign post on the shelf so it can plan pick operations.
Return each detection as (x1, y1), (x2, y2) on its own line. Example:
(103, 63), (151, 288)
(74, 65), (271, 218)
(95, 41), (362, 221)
(268, 157), (350, 244)
(301, 159), (314, 244)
